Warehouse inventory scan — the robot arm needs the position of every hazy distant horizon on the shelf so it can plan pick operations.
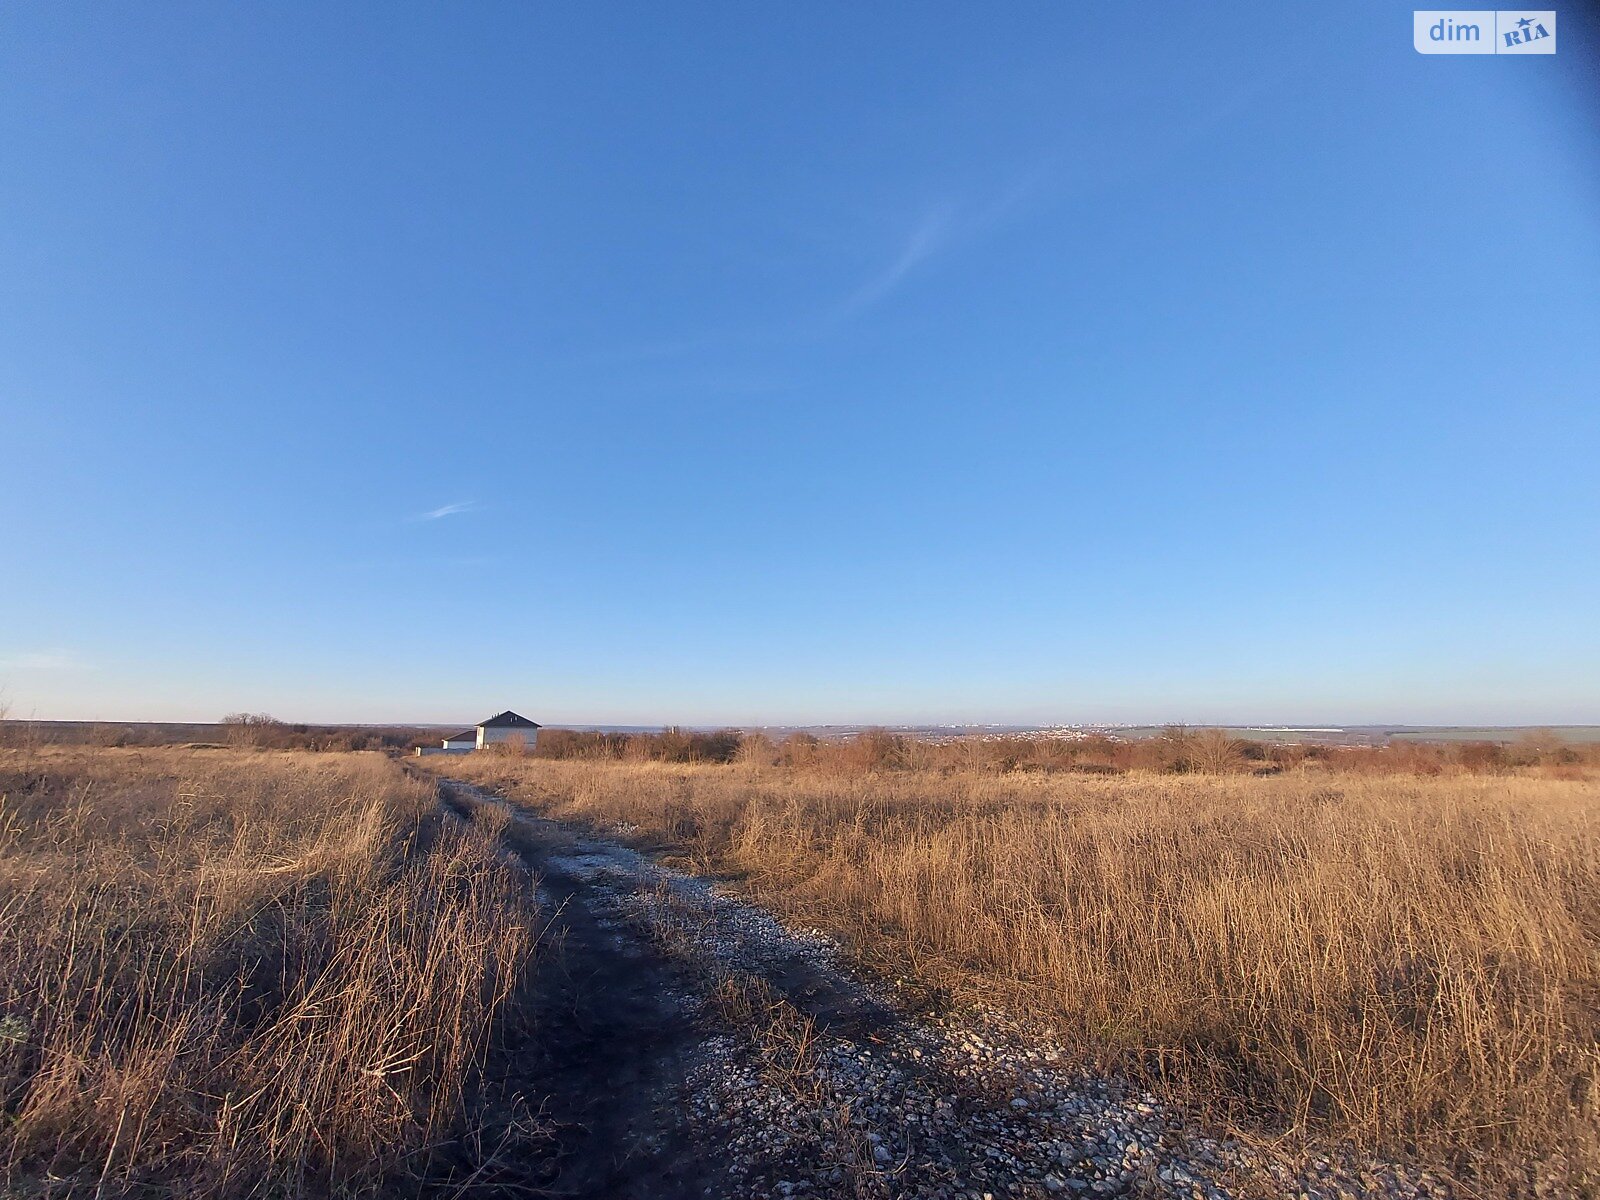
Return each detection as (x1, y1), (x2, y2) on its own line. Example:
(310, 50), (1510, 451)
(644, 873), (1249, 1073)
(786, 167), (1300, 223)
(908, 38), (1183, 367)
(6, 683), (1599, 729)
(6, 709), (1600, 737)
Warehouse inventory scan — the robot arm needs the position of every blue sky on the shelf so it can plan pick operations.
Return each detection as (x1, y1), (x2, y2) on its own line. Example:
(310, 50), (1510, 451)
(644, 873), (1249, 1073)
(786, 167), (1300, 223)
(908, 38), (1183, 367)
(3, 3), (1598, 726)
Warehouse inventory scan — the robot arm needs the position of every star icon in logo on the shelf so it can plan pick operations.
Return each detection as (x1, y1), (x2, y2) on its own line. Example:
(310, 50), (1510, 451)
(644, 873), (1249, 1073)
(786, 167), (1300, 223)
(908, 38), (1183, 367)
(1517, 15), (1533, 28)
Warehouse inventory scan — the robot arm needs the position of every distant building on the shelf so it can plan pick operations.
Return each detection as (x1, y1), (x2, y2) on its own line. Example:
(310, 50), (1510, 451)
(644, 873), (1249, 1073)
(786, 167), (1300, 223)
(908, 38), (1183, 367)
(475, 710), (541, 750)
(416, 711), (542, 756)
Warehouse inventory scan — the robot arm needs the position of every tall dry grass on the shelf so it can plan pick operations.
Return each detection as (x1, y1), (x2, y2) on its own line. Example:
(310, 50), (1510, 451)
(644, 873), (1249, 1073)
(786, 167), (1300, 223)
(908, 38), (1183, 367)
(0, 746), (537, 1196)
(433, 754), (1600, 1185)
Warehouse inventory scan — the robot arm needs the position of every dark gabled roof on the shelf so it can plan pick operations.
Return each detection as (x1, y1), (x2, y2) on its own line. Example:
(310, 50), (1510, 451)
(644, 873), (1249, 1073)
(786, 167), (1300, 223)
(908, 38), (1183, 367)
(478, 710), (541, 729)
(443, 729), (478, 743)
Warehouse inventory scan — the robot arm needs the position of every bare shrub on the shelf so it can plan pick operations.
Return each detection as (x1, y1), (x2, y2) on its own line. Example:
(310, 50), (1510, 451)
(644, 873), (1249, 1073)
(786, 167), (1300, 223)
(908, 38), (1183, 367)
(1458, 740), (1506, 773)
(489, 731), (530, 757)
(1189, 728), (1245, 774)
(87, 723), (134, 748)
(738, 732), (778, 767)
(779, 732), (820, 767)
(219, 711), (284, 748)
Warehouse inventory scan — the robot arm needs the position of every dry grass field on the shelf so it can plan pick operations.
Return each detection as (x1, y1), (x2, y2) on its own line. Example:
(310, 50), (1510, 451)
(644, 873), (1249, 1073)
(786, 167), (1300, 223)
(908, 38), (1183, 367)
(0, 747), (538, 1197)
(434, 751), (1600, 1188)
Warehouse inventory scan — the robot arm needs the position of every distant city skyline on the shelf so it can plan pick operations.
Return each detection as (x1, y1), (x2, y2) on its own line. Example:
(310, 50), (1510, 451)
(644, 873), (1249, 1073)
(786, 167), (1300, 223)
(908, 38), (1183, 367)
(3, 3), (1598, 725)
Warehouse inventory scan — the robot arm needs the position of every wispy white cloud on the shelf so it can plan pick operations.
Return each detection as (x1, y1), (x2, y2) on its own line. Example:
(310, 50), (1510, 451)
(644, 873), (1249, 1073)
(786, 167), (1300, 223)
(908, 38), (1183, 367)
(832, 204), (959, 320)
(827, 166), (1058, 324)
(0, 650), (89, 671)
(550, 162), (1066, 359)
(413, 501), (480, 522)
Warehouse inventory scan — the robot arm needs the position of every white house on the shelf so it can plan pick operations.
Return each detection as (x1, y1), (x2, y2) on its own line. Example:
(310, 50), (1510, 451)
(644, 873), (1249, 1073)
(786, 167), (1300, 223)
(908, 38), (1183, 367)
(475, 710), (541, 750)
(415, 711), (542, 756)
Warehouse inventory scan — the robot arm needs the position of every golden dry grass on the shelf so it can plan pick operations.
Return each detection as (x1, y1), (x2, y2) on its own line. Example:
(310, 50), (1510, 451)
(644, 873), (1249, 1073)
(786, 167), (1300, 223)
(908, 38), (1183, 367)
(434, 754), (1600, 1185)
(0, 746), (537, 1196)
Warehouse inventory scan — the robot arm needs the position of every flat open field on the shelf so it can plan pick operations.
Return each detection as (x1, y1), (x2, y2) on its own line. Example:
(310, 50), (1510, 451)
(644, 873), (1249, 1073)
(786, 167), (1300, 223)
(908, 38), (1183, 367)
(432, 752), (1600, 1193)
(5, 743), (1597, 1198)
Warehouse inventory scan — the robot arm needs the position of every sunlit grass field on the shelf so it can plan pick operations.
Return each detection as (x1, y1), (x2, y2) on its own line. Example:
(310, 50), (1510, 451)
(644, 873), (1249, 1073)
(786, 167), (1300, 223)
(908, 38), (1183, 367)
(436, 749), (1600, 1187)
(0, 747), (537, 1196)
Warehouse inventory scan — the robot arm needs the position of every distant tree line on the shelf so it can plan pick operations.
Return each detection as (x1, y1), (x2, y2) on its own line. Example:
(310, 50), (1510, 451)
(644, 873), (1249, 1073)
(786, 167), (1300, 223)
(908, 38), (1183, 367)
(4, 714), (1589, 776)
(524, 724), (1597, 776)
(0, 715), (433, 752)
(219, 714), (429, 751)
(530, 727), (745, 764)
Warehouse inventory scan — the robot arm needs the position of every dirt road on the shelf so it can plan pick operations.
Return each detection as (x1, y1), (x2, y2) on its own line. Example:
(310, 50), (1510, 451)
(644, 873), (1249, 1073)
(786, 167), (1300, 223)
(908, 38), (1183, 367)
(437, 779), (1453, 1200)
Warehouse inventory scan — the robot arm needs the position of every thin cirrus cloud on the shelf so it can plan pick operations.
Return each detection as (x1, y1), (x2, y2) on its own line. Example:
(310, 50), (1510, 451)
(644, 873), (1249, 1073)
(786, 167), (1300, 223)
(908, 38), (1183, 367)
(554, 169), (1053, 372)
(825, 167), (1055, 324)
(412, 501), (481, 522)
(831, 204), (959, 321)
(565, 169), (1060, 364)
